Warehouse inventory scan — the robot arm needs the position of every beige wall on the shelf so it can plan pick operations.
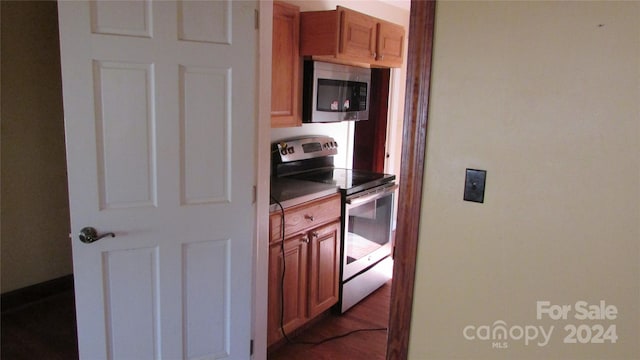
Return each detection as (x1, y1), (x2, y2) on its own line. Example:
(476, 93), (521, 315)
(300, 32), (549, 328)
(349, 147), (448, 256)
(1, 1), (72, 293)
(409, 1), (639, 359)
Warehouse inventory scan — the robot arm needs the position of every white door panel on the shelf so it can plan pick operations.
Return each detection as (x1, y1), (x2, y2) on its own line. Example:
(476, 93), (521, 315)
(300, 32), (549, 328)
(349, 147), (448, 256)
(178, 1), (231, 44)
(94, 60), (157, 210)
(58, 1), (257, 359)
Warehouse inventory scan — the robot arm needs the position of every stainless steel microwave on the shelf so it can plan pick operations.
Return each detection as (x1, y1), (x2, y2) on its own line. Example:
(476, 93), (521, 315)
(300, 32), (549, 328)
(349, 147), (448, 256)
(303, 61), (371, 123)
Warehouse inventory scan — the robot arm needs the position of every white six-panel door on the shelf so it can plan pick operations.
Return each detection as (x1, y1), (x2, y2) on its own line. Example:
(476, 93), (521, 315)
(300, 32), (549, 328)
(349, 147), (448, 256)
(57, 1), (257, 358)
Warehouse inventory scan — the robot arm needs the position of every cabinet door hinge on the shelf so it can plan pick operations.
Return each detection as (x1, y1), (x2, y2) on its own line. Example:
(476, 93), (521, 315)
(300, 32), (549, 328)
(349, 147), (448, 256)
(250, 339), (254, 355)
(252, 185), (257, 204)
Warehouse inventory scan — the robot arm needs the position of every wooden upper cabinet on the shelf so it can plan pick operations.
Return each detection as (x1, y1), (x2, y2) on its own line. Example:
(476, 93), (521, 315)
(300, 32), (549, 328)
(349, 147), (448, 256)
(339, 7), (378, 63)
(300, 6), (405, 68)
(376, 20), (405, 67)
(271, 1), (301, 128)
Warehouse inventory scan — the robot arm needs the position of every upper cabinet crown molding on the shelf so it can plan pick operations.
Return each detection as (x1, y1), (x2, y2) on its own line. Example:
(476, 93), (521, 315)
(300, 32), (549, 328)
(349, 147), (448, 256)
(300, 6), (405, 68)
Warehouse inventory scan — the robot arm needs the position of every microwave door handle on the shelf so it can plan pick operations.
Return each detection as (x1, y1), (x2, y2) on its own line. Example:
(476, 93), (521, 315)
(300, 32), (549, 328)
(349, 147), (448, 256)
(346, 184), (398, 206)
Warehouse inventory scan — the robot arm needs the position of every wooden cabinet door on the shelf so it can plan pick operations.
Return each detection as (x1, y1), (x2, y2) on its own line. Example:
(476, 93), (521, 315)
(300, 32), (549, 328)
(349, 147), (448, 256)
(338, 7), (377, 63)
(267, 194), (342, 347)
(376, 20), (405, 67)
(308, 221), (341, 318)
(271, 1), (301, 128)
(300, 6), (404, 68)
(267, 234), (308, 345)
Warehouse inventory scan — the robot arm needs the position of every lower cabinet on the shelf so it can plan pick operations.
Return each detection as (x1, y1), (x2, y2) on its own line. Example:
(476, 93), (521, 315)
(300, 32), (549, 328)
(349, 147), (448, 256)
(307, 221), (341, 318)
(268, 232), (308, 344)
(267, 195), (341, 347)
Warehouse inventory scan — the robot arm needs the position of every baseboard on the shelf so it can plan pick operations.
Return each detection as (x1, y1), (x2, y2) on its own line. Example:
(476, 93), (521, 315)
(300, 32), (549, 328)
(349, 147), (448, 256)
(1, 274), (74, 312)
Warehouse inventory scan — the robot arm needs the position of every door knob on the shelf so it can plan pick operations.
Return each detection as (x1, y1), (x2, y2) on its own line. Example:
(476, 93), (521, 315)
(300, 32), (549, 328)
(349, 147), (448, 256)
(79, 227), (115, 244)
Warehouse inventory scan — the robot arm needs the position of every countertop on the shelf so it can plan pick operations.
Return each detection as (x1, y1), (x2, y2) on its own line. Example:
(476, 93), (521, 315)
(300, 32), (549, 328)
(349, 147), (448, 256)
(269, 177), (339, 212)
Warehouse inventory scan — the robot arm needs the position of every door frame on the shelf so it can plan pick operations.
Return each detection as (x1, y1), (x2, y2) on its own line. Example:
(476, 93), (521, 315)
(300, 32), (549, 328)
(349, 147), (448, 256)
(255, 1), (273, 357)
(386, 1), (436, 359)
(254, 1), (436, 358)
(353, 68), (390, 172)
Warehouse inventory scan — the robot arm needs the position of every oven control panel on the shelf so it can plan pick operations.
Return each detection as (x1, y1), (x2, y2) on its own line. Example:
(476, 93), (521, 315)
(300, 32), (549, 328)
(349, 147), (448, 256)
(273, 136), (338, 163)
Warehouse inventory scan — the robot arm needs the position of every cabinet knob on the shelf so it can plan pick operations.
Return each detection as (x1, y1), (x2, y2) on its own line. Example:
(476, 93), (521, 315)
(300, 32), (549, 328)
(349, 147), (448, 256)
(304, 215), (314, 222)
(372, 52), (377, 58)
(379, 54), (384, 60)
(311, 231), (319, 238)
(301, 236), (310, 243)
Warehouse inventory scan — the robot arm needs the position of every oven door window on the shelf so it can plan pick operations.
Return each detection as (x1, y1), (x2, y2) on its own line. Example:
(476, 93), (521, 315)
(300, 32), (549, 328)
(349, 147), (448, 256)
(345, 191), (393, 266)
(316, 79), (367, 113)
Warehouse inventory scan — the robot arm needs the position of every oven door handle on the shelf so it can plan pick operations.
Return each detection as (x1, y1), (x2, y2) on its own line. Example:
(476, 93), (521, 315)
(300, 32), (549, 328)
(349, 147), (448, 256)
(346, 183), (398, 206)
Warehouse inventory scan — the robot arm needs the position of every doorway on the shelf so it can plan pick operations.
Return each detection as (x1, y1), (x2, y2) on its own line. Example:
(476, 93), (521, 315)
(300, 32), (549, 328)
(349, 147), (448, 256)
(267, 2), (437, 359)
(353, 68), (391, 173)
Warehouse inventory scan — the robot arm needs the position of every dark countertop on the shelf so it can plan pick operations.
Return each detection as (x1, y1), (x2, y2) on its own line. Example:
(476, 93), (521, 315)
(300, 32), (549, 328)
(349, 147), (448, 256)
(270, 177), (339, 212)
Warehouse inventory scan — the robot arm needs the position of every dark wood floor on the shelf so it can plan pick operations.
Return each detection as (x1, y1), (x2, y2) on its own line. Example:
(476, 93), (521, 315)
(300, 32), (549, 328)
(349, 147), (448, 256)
(269, 281), (391, 360)
(0, 281), (390, 360)
(1, 290), (78, 360)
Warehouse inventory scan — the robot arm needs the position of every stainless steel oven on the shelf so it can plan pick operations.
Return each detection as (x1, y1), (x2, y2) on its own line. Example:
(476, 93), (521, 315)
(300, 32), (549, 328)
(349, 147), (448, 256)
(271, 135), (396, 313)
(343, 183), (396, 280)
(341, 182), (396, 312)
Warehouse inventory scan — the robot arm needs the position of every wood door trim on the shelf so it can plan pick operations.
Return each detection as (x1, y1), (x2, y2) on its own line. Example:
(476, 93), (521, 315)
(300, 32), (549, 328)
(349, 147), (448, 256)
(372, 69), (390, 173)
(386, 1), (436, 359)
(353, 68), (389, 172)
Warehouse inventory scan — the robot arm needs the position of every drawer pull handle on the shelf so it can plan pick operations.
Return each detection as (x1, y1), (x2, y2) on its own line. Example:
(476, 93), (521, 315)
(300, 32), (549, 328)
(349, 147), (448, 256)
(304, 215), (314, 221)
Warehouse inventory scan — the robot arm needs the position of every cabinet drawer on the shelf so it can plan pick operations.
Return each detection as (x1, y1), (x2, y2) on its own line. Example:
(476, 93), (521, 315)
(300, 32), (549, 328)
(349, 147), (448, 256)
(270, 193), (341, 243)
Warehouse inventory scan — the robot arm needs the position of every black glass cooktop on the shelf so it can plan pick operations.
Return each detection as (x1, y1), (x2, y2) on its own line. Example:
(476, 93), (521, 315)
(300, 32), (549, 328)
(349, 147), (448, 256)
(288, 168), (395, 195)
